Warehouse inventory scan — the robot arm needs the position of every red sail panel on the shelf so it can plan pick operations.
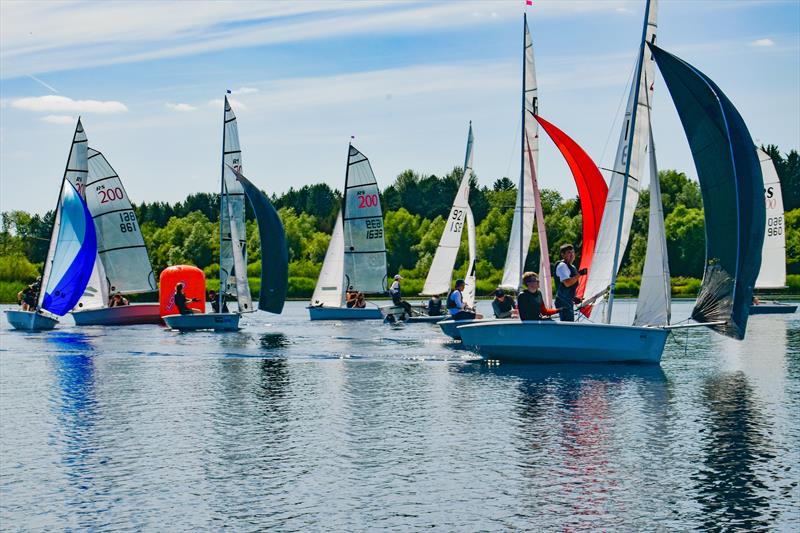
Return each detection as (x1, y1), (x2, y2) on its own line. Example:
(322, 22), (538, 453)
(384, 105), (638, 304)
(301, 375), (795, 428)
(534, 114), (608, 307)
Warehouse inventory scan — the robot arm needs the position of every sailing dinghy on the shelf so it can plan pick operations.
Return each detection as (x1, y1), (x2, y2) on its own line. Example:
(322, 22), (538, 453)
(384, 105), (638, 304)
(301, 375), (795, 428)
(750, 148), (797, 314)
(71, 148), (160, 325)
(6, 119), (98, 331)
(308, 144), (387, 320)
(164, 96), (287, 331)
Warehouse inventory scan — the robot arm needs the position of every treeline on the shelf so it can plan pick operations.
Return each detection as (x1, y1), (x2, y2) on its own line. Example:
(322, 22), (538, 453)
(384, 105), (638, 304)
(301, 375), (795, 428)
(2, 145), (799, 301)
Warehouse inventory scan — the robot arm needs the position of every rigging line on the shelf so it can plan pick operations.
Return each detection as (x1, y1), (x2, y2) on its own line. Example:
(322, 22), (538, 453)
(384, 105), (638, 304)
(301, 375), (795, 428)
(598, 60), (637, 170)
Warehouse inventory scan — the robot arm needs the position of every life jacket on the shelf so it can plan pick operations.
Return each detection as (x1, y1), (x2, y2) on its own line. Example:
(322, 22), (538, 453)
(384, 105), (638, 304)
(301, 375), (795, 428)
(446, 290), (461, 310)
(554, 260), (578, 302)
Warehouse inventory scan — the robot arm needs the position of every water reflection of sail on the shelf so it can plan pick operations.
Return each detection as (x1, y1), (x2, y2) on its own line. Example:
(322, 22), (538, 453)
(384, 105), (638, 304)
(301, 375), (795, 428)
(694, 372), (774, 531)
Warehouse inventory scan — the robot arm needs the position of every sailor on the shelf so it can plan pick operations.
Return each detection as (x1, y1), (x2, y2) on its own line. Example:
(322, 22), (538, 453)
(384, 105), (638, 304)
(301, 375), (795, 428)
(517, 272), (559, 320)
(447, 279), (483, 320)
(554, 244), (587, 322)
(389, 274), (413, 315)
(491, 288), (516, 319)
(426, 295), (443, 316)
(354, 292), (367, 309)
(208, 290), (229, 313)
(345, 286), (358, 308)
(174, 283), (199, 315)
(109, 293), (129, 307)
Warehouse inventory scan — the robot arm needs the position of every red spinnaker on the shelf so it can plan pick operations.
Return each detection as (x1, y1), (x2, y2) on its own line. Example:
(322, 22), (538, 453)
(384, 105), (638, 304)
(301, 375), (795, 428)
(534, 114), (607, 306)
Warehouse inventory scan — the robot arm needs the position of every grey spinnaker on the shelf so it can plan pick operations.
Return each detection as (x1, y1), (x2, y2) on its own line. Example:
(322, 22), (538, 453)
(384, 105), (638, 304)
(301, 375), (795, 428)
(230, 166), (288, 314)
(649, 43), (765, 339)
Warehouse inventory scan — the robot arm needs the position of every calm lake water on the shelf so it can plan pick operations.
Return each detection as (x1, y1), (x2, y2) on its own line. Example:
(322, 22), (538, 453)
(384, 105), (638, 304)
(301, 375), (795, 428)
(1, 300), (798, 531)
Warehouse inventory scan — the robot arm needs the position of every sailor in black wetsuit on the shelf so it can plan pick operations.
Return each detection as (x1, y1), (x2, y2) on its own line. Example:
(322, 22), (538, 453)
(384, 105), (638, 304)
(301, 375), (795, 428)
(174, 283), (199, 315)
(554, 244), (587, 322)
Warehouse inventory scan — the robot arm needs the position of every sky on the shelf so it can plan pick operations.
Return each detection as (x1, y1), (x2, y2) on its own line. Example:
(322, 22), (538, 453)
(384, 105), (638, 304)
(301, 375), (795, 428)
(1, 0), (798, 215)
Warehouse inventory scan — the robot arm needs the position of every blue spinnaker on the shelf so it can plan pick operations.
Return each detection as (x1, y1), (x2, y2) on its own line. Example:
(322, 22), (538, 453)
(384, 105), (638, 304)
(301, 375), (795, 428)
(649, 43), (765, 339)
(41, 181), (98, 316)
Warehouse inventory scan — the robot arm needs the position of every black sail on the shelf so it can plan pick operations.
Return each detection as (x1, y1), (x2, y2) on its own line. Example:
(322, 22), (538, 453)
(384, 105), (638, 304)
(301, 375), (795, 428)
(648, 43), (765, 339)
(229, 166), (288, 314)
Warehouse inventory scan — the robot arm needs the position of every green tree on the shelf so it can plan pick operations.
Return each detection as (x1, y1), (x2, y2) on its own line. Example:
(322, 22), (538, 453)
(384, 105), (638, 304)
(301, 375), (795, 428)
(384, 208), (422, 274)
(665, 205), (705, 277)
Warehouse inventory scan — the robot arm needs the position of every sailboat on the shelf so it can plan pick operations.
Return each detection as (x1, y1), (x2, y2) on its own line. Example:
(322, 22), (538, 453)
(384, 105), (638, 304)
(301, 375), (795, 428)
(458, 0), (766, 363)
(163, 96), (287, 331)
(750, 148), (797, 314)
(70, 147), (160, 325)
(384, 122), (477, 324)
(308, 144), (388, 320)
(5, 119), (98, 331)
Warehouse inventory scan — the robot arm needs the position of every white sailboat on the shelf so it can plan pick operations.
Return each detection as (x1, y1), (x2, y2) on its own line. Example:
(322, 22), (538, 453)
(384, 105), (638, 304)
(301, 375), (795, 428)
(308, 144), (387, 320)
(164, 96), (288, 330)
(750, 148), (797, 314)
(6, 119), (98, 331)
(71, 148), (160, 325)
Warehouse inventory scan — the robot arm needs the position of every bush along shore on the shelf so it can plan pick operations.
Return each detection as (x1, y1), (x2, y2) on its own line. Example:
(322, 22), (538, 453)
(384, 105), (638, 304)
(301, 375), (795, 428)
(2, 149), (799, 304)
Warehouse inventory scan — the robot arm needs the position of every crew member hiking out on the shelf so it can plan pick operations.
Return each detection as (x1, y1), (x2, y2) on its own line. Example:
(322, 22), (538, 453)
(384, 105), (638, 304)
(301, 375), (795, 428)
(554, 243), (587, 322)
(517, 272), (559, 321)
(447, 279), (483, 321)
(389, 274), (413, 316)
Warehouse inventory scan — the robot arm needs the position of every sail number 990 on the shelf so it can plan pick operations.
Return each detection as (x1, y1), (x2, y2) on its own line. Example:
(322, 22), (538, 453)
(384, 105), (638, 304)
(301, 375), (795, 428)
(119, 211), (138, 233)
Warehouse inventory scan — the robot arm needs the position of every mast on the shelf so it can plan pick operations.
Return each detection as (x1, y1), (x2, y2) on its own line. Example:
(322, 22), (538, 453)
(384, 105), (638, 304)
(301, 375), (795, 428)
(605, 0), (651, 322)
(518, 12), (527, 284)
(341, 142), (352, 292)
(218, 95), (227, 313)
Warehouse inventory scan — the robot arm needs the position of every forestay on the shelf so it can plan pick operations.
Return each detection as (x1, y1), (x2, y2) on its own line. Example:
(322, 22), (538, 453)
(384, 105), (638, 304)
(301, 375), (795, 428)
(311, 212), (345, 307)
(84, 148), (156, 295)
(220, 96), (253, 312)
(342, 145), (387, 294)
(650, 43), (765, 339)
(633, 122), (670, 326)
(422, 123), (474, 296)
(583, 0), (658, 318)
(754, 148), (786, 289)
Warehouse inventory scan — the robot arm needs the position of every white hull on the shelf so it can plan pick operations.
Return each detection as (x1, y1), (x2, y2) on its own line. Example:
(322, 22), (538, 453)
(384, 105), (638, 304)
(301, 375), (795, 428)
(308, 306), (382, 321)
(72, 303), (162, 326)
(5, 310), (59, 331)
(457, 320), (668, 364)
(163, 313), (240, 331)
(439, 318), (496, 340)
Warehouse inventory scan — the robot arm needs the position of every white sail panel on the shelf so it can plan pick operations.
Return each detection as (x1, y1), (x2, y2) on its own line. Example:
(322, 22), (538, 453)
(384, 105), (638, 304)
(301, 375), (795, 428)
(219, 97), (252, 310)
(311, 211), (345, 307)
(75, 255), (108, 311)
(634, 124), (670, 326)
(84, 148), (156, 295)
(225, 180), (253, 312)
(463, 206), (477, 308)
(583, 0), (658, 319)
(422, 123), (474, 296)
(343, 145), (387, 294)
(754, 148), (786, 289)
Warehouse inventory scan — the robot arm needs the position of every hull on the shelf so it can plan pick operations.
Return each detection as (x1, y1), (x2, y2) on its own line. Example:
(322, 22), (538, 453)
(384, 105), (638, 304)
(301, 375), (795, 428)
(749, 303), (797, 315)
(457, 320), (668, 364)
(5, 310), (59, 331)
(381, 304), (447, 323)
(72, 303), (162, 326)
(438, 318), (494, 340)
(308, 306), (382, 321)
(163, 313), (240, 331)
(406, 315), (448, 324)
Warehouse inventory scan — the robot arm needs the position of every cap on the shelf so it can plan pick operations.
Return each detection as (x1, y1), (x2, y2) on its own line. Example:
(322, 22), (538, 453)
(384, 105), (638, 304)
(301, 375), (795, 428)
(494, 289), (505, 297)
(394, 274), (403, 280)
(455, 278), (465, 286)
(560, 243), (574, 254)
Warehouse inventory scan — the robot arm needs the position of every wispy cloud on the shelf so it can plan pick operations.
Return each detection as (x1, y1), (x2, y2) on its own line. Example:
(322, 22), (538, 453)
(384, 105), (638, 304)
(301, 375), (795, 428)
(231, 87), (259, 95)
(11, 95), (128, 113)
(165, 102), (197, 112)
(751, 38), (775, 47)
(40, 114), (75, 125)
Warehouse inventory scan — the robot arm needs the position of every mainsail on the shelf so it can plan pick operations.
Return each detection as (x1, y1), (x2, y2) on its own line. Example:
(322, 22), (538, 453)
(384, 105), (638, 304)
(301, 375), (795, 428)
(311, 211), (345, 307)
(583, 0), (658, 318)
(533, 115), (607, 301)
(463, 206), (477, 308)
(84, 148), (156, 295)
(650, 43), (765, 339)
(342, 144), (387, 294)
(422, 122), (474, 296)
(219, 96), (253, 312)
(754, 148), (787, 289)
(501, 13), (548, 295)
(633, 122), (671, 326)
(231, 167), (288, 314)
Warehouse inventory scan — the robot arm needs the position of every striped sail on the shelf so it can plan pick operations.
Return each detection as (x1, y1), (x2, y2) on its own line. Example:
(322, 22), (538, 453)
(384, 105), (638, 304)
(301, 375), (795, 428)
(422, 122), (474, 296)
(583, 0), (658, 320)
(342, 145), (387, 294)
(220, 96), (253, 313)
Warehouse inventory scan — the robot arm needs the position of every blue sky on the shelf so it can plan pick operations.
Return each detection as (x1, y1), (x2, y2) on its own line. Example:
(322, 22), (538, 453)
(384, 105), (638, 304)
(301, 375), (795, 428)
(1, 0), (798, 215)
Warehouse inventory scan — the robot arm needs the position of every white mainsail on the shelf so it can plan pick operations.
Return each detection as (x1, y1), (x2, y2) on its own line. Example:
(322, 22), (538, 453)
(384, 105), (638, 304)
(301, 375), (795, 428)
(754, 148), (787, 289)
(463, 206), (477, 308)
(84, 148), (156, 296)
(500, 14), (538, 292)
(633, 122), (670, 326)
(342, 144), (387, 294)
(422, 122), (474, 296)
(219, 96), (253, 313)
(583, 0), (658, 320)
(311, 211), (345, 307)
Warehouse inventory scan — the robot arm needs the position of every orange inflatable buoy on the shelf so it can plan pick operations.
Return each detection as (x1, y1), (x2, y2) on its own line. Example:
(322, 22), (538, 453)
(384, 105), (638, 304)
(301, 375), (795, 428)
(159, 265), (206, 317)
